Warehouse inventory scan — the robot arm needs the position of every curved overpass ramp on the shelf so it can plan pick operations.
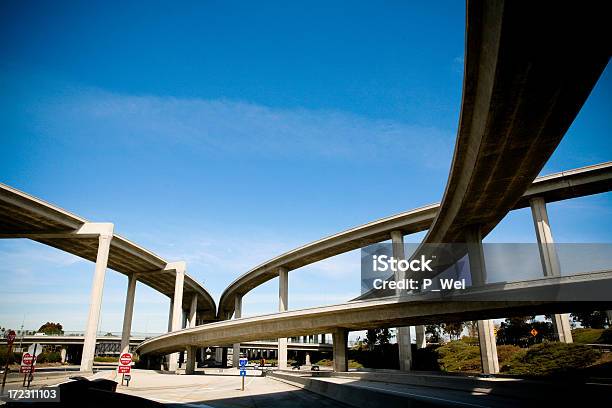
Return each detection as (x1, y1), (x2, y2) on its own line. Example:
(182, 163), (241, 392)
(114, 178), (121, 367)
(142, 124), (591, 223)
(139, 270), (612, 356)
(219, 162), (612, 317)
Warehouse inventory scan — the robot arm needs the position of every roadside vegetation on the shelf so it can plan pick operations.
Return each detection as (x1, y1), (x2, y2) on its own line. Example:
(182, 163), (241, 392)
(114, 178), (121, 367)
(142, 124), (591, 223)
(343, 311), (611, 377)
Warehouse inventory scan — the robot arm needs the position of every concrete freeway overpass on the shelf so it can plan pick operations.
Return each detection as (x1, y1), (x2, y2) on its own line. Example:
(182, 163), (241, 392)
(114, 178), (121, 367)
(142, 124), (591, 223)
(0, 182), (217, 372)
(137, 270), (612, 367)
(218, 162), (612, 319)
(1, 0), (609, 386)
(136, 0), (611, 375)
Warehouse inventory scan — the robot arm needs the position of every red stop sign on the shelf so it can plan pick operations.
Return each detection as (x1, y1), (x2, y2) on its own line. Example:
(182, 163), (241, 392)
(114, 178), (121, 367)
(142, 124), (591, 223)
(22, 353), (34, 366)
(6, 330), (16, 345)
(119, 353), (132, 366)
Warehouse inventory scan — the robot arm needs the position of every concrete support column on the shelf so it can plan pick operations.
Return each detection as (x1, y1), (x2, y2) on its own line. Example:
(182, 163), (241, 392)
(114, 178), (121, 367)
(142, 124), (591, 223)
(305, 352), (311, 366)
(232, 294), (243, 367)
(60, 348), (67, 364)
(222, 348), (228, 368)
(477, 319), (499, 375)
(168, 262), (186, 372)
(415, 325), (426, 349)
(185, 346), (196, 375)
(80, 226), (113, 372)
(552, 313), (573, 343)
(391, 230), (413, 371)
(397, 326), (412, 370)
(120, 274), (138, 355)
(278, 267), (289, 369)
(530, 198), (561, 277)
(185, 296), (198, 372)
(215, 348), (223, 365)
(530, 197), (573, 343)
(332, 329), (348, 372)
(167, 297), (174, 332)
(465, 226), (499, 375)
(189, 296), (197, 328)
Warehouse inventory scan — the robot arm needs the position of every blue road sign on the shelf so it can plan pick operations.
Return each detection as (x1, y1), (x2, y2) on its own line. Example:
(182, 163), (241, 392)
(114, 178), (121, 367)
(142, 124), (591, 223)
(239, 357), (248, 367)
(240, 369), (247, 377)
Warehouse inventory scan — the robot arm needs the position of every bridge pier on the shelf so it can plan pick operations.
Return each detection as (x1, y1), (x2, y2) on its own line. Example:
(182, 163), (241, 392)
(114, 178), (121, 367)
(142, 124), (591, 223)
(184, 296), (198, 372)
(120, 274), (138, 355)
(415, 325), (426, 349)
(232, 294), (242, 367)
(80, 224), (113, 372)
(478, 319), (499, 374)
(185, 346), (196, 374)
(188, 295), (198, 328)
(168, 262), (186, 372)
(391, 231), (413, 371)
(332, 329), (348, 372)
(530, 197), (573, 343)
(466, 226), (500, 375)
(278, 267), (289, 369)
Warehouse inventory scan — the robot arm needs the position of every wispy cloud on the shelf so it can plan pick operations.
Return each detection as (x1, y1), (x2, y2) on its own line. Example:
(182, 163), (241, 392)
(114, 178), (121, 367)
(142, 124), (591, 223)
(28, 85), (453, 165)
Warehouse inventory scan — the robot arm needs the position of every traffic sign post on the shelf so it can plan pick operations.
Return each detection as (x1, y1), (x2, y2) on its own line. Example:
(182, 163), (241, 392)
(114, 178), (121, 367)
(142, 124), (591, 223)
(22, 343), (39, 388)
(239, 357), (248, 391)
(1, 330), (17, 394)
(118, 353), (133, 386)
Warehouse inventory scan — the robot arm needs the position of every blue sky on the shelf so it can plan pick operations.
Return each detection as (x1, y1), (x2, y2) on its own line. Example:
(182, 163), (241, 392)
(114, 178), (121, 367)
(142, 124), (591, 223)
(0, 1), (610, 335)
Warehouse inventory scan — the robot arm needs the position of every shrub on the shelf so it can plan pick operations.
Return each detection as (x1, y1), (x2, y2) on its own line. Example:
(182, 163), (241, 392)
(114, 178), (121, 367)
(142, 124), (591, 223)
(437, 339), (482, 372)
(0, 346), (21, 365)
(501, 342), (600, 376)
(572, 328), (604, 344)
(37, 352), (62, 364)
(496, 345), (522, 363)
(436, 338), (521, 373)
(348, 359), (363, 369)
(312, 359), (362, 368)
(94, 356), (118, 363)
(598, 329), (612, 344)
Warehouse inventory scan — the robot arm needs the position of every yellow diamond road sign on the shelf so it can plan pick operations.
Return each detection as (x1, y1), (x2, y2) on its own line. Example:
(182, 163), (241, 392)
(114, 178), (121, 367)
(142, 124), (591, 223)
(530, 328), (538, 337)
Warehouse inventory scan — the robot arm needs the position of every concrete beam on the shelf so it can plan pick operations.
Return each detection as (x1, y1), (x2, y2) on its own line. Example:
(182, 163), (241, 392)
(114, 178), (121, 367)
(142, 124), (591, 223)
(120, 274), (138, 355)
(0, 222), (114, 239)
(80, 225), (114, 372)
(278, 267), (289, 370)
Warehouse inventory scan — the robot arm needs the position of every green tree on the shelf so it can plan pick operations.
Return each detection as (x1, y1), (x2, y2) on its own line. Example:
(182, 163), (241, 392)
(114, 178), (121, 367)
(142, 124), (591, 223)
(464, 321), (479, 338)
(38, 322), (63, 335)
(496, 316), (555, 346)
(378, 328), (392, 345)
(426, 324), (442, 343)
(571, 311), (608, 329)
(442, 322), (464, 340)
(365, 329), (379, 349)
